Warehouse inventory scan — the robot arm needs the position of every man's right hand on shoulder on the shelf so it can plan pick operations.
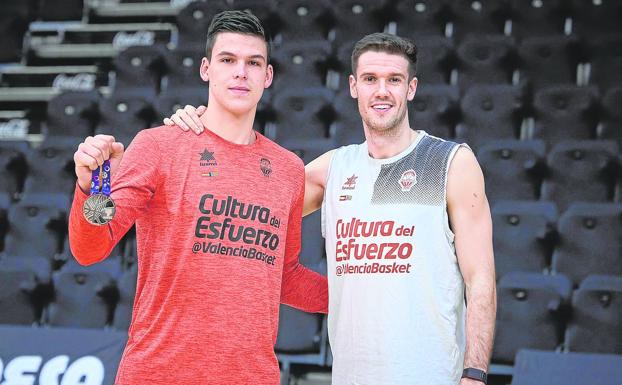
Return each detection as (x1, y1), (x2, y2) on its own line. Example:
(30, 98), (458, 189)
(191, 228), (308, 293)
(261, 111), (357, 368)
(74, 135), (125, 194)
(163, 104), (207, 135)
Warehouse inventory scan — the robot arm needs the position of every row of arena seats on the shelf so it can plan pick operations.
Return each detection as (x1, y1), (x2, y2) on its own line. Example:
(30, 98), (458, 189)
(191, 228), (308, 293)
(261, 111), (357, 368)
(45, 33), (620, 92)
(494, 273), (622, 362)
(4, 32), (620, 114)
(0, 257), (137, 329)
(1, 189), (620, 280)
(4, 0), (620, 62)
(335, 84), (622, 148)
(0, 209), (327, 357)
(10, 83), (622, 146)
(171, 0), (622, 45)
(7, 33), (621, 93)
(1, 135), (621, 212)
(492, 202), (622, 283)
(151, 33), (622, 90)
(3, 259), (621, 361)
(0, 191), (137, 263)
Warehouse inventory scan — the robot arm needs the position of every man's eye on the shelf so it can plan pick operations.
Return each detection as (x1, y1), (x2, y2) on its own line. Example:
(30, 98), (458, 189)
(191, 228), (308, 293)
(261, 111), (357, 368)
(222, 58), (232, 63)
(249, 60), (260, 66)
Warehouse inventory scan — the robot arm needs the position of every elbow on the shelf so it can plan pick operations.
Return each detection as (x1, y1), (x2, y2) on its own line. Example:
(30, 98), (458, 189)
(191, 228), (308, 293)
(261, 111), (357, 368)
(69, 241), (106, 266)
(73, 256), (100, 266)
(465, 273), (496, 299)
(71, 252), (104, 266)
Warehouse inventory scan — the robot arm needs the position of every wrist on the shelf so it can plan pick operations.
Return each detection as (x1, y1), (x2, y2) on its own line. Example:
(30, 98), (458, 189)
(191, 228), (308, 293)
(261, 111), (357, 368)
(461, 379), (485, 385)
(78, 180), (91, 195)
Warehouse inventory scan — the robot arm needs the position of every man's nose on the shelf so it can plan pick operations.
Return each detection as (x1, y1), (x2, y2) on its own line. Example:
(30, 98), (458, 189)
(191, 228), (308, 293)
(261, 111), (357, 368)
(233, 63), (247, 79)
(376, 79), (389, 96)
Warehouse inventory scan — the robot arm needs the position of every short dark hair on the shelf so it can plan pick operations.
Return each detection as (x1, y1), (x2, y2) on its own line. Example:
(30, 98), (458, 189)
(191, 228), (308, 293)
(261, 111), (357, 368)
(205, 10), (271, 62)
(351, 33), (418, 79)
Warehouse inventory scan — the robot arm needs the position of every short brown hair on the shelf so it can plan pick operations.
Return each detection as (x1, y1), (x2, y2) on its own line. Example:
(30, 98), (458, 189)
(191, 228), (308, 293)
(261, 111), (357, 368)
(205, 10), (271, 62)
(351, 33), (418, 79)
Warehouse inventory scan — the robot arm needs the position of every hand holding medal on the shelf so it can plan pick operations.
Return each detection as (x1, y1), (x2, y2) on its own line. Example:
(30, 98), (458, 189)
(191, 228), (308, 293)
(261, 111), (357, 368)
(73, 135), (125, 226)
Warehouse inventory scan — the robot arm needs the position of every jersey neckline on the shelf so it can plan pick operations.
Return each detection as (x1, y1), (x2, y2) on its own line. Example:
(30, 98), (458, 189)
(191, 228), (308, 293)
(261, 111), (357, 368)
(365, 130), (427, 166)
(202, 126), (264, 149)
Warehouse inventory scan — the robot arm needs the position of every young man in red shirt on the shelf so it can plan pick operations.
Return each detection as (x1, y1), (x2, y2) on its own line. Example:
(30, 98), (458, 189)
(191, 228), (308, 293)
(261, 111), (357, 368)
(70, 10), (327, 385)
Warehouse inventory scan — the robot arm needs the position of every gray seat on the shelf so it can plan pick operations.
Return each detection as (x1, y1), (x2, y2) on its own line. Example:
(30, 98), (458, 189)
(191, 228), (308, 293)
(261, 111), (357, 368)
(477, 139), (545, 203)
(551, 203), (622, 285)
(512, 349), (622, 385)
(4, 193), (67, 259)
(112, 264), (137, 330)
(492, 201), (557, 279)
(541, 140), (618, 212)
(566, 275), (622, 354)
(493, 272), (572, 364)
(456, 84), (524, 149)
(48, 263), (118, 328)
(0, 255), (50, 325)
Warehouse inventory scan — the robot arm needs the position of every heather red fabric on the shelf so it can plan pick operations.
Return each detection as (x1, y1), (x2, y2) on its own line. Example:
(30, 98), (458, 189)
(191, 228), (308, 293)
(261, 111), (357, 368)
(69, 126), (328, 385)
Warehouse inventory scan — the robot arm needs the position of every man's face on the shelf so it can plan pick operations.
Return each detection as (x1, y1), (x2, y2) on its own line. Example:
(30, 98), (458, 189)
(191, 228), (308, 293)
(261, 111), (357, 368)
(349, 51), (417, 134)
(200, 32), (273, 116)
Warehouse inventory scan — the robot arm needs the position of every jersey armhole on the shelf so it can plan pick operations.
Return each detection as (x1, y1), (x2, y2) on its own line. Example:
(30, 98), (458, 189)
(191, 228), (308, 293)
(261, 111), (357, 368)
(443, 143), (472, 243)
(321, 150), (339, 239)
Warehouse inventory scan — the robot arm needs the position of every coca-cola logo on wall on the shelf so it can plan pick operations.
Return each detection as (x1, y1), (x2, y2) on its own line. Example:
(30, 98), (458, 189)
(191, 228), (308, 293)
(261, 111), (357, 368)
(112, 31), (155, 50)
(53, 73), (96, 91)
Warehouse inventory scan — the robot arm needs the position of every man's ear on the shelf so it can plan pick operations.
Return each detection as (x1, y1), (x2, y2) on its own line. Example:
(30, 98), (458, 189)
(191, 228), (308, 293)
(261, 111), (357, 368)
(349, 74), (358, 99)
(407, 76), (418, 101)
(200, 57), (210, 82)
(264, 64), (274, 88)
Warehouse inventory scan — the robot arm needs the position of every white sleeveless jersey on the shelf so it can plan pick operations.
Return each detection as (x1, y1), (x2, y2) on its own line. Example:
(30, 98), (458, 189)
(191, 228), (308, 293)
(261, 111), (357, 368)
(322, 131), (467, 385)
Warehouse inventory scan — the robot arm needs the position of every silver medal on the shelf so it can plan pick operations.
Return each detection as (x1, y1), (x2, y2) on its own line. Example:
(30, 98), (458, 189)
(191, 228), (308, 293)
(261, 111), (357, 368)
(83, 193), (116, 225)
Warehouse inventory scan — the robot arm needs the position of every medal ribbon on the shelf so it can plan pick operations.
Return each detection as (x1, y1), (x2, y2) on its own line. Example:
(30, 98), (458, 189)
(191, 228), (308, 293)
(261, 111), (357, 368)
(90, 160), (111, 196)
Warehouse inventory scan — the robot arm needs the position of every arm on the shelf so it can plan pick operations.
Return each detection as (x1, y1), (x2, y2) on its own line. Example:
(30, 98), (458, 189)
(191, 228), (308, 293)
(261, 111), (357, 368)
(303, 150), (334, 217)
(280, 166), (328, 314)
(446, 147), (496, 383)
(69, 131), (160, 265)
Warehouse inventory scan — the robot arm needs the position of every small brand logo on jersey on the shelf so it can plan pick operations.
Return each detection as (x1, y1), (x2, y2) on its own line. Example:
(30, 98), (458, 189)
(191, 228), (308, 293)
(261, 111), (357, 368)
(342, 174), (358, 190)
(202, 171), (218, 177)
(199, 148), (217, 166)
(339, 195), (352, 201)
(260, 158), (272, 177)
(399, 169), (417, 191)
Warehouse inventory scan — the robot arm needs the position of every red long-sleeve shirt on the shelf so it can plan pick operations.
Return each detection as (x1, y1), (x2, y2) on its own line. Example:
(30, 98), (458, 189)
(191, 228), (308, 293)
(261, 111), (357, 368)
(69, 126), (328, 385)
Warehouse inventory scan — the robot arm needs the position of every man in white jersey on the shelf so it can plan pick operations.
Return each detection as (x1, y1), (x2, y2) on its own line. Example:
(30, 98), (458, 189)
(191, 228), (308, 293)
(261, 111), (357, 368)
(166, 33), (496, 385)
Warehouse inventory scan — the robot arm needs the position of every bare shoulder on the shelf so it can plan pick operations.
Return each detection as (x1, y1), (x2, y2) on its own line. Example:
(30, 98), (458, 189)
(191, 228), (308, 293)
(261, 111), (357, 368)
(303, 149), (336, 216)
(448, 146), (481, 176)
(447, 146), (485, 206)
(305, 149), (336, 188)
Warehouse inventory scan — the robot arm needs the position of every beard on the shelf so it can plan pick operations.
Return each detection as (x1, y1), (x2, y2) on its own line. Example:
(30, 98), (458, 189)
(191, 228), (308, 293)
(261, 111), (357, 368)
(361, 103), (408, 136)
